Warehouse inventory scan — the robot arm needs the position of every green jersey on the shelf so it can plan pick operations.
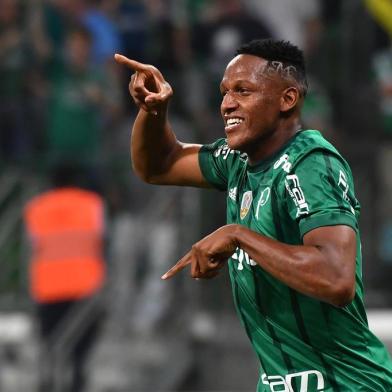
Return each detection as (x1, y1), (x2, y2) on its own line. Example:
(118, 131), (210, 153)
(198, 130), (392, 391)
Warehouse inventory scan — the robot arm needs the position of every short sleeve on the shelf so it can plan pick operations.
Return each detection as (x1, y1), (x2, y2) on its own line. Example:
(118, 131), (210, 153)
(284, 151), (360, 238)
(199, 138), (239, 191)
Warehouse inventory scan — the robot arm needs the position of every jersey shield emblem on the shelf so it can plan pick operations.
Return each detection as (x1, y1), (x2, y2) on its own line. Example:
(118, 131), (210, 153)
(240, 191), (253, 219)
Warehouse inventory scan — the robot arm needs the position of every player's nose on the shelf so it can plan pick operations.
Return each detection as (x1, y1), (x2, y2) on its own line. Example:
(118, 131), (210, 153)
(221, 92), (239, 113)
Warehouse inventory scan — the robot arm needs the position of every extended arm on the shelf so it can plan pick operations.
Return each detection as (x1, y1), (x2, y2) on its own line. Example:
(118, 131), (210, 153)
(115, 54), (209, 187)
(162, 224), (356, 307)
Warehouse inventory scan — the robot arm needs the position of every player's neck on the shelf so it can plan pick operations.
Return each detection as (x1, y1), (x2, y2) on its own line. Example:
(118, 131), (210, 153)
(247, 118), (302, 165)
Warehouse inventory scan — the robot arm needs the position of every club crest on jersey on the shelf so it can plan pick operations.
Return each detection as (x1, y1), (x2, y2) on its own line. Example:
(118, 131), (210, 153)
(240, 191), (253, 219)
(255, 187), (271, 219)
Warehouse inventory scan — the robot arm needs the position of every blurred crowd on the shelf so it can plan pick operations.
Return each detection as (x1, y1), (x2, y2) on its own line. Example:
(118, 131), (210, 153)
(2, 0), (392, 326)
(1, 0), (392, 328)
(0, 0), (335, 175)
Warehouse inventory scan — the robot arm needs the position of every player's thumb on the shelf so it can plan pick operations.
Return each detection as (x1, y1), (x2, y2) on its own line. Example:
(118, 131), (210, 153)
(145, 95), (156, 104)
(145, 88), (171, 104)
(145, 93), (164, 105)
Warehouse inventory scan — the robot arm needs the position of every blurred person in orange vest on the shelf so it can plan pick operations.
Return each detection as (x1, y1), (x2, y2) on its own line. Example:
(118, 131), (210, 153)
(24, 164), (106, 392)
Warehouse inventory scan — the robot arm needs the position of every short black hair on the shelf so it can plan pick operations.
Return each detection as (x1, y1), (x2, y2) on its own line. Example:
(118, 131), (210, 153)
(236, 39), (308, 97)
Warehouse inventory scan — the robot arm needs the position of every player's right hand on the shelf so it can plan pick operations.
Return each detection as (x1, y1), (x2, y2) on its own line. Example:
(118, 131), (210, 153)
(114, 54), (173, 115)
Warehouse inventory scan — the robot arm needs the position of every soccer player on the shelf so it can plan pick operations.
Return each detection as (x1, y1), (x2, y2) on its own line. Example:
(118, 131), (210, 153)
(115, 39), (392, 391)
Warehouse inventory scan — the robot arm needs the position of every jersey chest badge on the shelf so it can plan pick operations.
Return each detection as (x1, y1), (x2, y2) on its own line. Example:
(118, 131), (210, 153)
(255, 187), (271, 219)
(240, 191), (253, 219)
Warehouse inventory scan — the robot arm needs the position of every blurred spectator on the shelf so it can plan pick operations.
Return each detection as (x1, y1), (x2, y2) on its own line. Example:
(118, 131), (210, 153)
(109, 0), (150, 113)
(373, 46), (392, 135)
(143, 0), (188, 70)
(0, 0), (34, 164)
(23, 164), (106, 392)
(185, 0), (271, 140)
(369, 0), (392, 135)
(29, 0), (122, 67)
(110, 0), (149, 61)
(192, 0), (271, 79)
(29, 0), (83, 65)
(78, 0), (123, 66)
(25, 1), (123, 167)
(135, 0), (193, 119)
(301, 77), (335, 140)
(44, 25), (120, 176)
(244, 0), (322, 54)
(367, 0), (392, 271)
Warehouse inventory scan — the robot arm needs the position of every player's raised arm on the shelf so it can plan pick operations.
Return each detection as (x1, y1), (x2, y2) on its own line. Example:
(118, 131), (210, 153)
(114, 54), (209, 187)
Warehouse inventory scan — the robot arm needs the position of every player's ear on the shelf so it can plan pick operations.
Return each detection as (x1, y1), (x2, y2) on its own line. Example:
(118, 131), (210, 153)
(280, 87), (299, 113)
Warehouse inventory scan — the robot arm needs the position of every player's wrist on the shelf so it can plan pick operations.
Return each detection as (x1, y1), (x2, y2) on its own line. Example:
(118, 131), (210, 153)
(226, 223), (243, 248)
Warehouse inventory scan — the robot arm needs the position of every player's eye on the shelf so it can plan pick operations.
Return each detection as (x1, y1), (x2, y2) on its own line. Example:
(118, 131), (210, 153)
(237, 87), (250, 95)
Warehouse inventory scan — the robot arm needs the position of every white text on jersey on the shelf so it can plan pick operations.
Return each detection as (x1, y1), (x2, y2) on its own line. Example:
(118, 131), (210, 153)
(285, 174), (309, 217)
(262, 369), (325, 392)
(232, 247), (257, 270)
(274, 153), (292, 173)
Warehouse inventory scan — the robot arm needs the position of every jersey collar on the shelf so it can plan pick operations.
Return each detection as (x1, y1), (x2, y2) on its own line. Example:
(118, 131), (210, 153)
(247, 129), (307, 173)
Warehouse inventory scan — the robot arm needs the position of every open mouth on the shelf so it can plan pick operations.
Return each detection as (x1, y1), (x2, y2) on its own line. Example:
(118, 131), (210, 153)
(225, 117), (244, 131)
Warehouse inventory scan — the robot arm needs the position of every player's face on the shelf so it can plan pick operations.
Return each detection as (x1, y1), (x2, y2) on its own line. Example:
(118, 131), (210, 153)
(220, 54), (284, 160)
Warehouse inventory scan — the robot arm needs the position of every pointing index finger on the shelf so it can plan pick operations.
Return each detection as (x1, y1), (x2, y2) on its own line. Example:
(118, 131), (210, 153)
(114, 53), (149, 72)
(161, 252), (192, 280)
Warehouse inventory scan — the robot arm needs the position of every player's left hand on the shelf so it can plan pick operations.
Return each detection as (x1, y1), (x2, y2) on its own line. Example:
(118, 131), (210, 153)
(161, 224), (239, 280)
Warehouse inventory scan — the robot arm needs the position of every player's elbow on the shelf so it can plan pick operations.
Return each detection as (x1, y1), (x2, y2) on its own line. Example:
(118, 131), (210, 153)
(131, 162), (165, 185)
(134, 170), (157, 184)
(329, 278), (355, 307)
(132, 167), (150, 184)
(135, 172), (164, 185)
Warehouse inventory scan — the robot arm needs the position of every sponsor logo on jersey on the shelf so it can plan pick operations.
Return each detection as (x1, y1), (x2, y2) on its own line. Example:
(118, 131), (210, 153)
(255, 187), (271, 219)
(231, 247), (257, 270)
(239, 152), (248, 161)
(229, 187), (237, 202)
(274, 153), (292, 173)
(240, 191), (253, 219)
(213, 144), (248, 161)
(285, 174), (309, 217)
(338, 170), (355, 214)
(338, 170), (349, 201)
(262, 369), (325, 392)
(214, 144), (234, 160)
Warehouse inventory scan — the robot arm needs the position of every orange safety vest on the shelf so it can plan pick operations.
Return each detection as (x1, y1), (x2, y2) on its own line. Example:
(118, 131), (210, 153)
(24, 187), (106, 303)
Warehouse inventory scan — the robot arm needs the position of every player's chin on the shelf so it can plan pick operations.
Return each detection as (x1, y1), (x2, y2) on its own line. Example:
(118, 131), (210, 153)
(226, 135), (244, 151)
